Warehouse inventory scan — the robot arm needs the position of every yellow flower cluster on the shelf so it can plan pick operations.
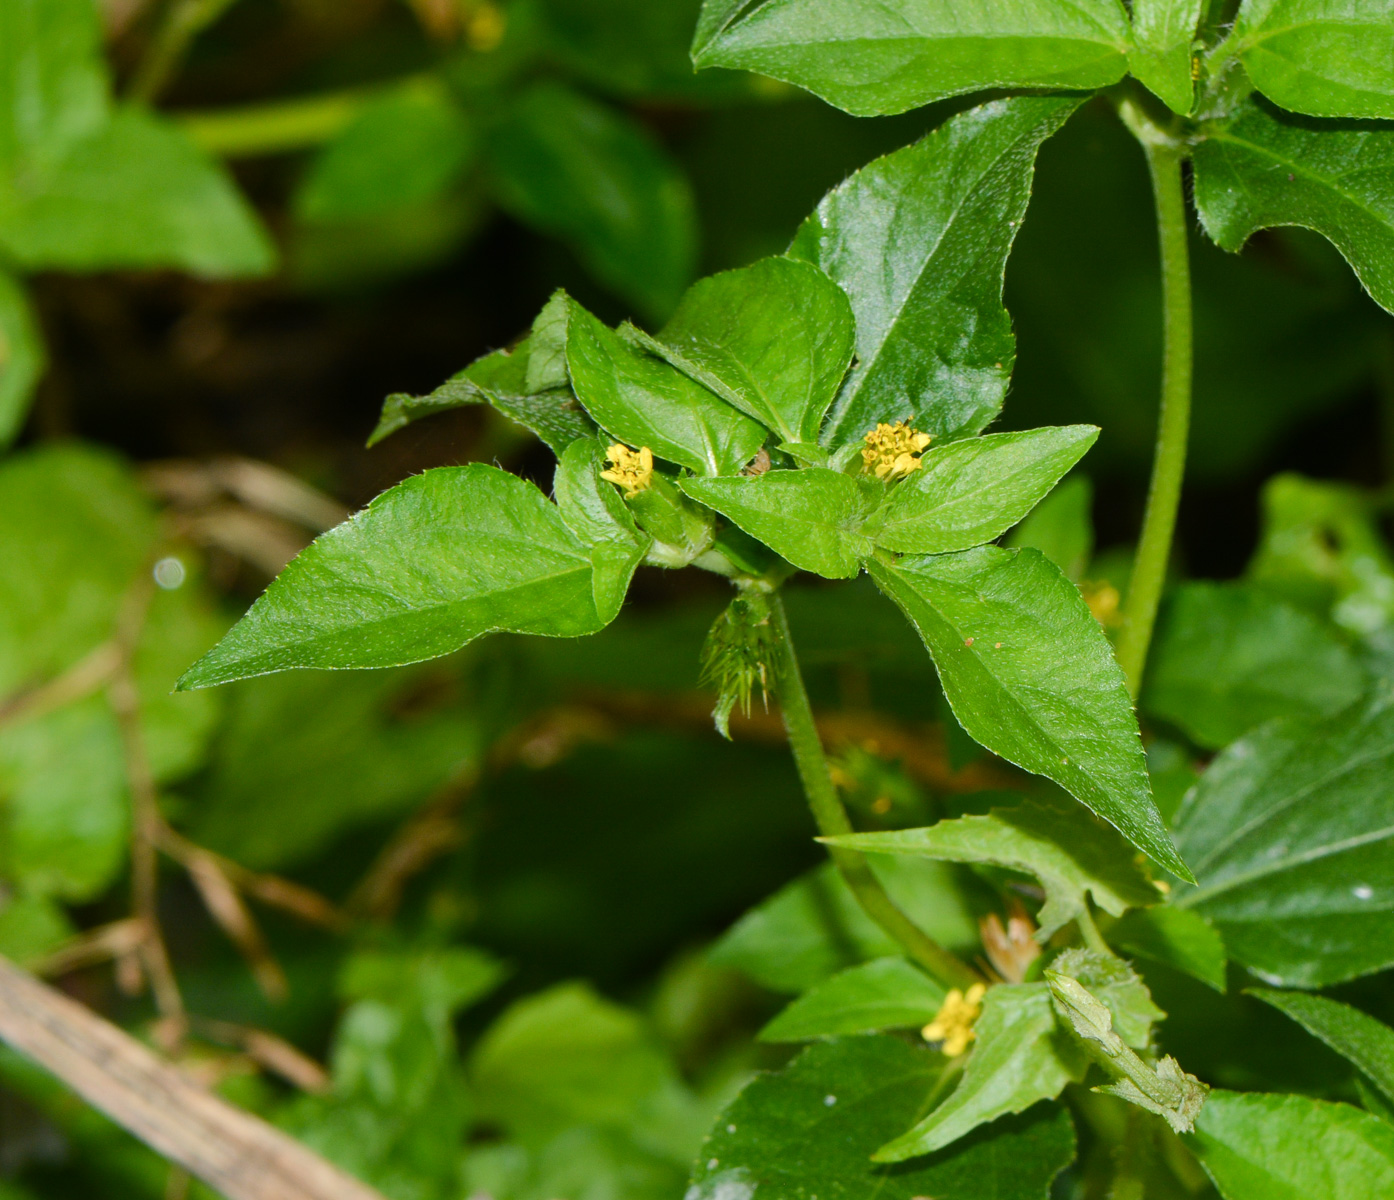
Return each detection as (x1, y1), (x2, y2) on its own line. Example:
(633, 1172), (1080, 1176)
(922, 983), (987, 1057)
(861, 420), (932, 481)
(599, 443), (654, 499)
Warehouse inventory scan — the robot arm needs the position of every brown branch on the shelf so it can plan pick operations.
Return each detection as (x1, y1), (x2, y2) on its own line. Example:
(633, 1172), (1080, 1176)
(0, 955), (385, 1200)
(0, 641), (122, 728)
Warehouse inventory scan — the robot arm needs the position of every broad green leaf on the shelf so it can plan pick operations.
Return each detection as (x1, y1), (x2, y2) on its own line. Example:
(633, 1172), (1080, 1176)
(1249, 989), (1394, 1104)
(1192, 98), (1394, 315)
(791, 96), (1081, 447)
(370, 337), (595, 453)
(1144, 581), (1366, 750)
(680, 469), (877, 578)
(759, 957), (946, 1042)
(0, 108), (274, 277)
(1190, 1091), (1394, 1198)
(688, 1036), (1077, 1199)
(691, 0), (1130, 117)
(178, 465), (612, 689)
(709, 859), (978, 993)
(1049, 947), (1164, 1050)
(1005, 474), (1093, 582)
(1173, 691), (1394, 986)
(0, 270), (43, 447)
(465, 1127), (686, 1200)
(0, 0), (107, 174)
(1129, 0), (1202, 113)
(1231, 0), (1394, 119)
(486, 82), (695, 320)
(868, 426), (1099, 555)
(876, 983), (1087, 1161)
(647, 256), (854, 443)
(554, 437), (649, 622)
(868, 546), (1189, 879)
(565, 300), (766, 477)
(830, 794), (1160, 938)
(1110, 906), (1228, 991)
(0, 894), (74, 968)
(294, 82), (474, 221)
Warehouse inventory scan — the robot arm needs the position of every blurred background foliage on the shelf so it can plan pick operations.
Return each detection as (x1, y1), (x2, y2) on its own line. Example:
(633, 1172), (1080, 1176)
(3, 1), (1394, 1198)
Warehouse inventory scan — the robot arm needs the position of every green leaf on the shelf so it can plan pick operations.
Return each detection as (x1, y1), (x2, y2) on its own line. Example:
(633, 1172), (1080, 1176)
(1192, 97), (1394, 315)
(791, 96), (1081, 447)
(1110, 906), (1228, 992)
(554, 437), (649, 622)
(876, 983), (1087, 1161)
(1049, 947), (1164, 1050)
(868, 546), (1189, 879)
(688, 1035), (1077, 1198)
(465, 1127), (686, 1200)
(868, 426), (1099, 555)
(1173, 691), (1394, 986)
(371, 336), (595, 453)
(709, 859), (978, 993)
(680, 468), (876, 578)
(1231, 0), (1394, 120)
(1144, 581), (1366, 750)
(486, 82), (695, 320)
(646, 256), (854, 443)
(0, 893), (74, 968)
(1005, 474), (1094, 582)
(691, 0), (1130, 117)
(0, 108), (274, 277)
(1129, 0), (1202, 113)
(179, 464), (612, 689)
(294, 82), (474, 221)
(565, 299), (767, 477)
(1249, 988), (1394, 1105)
(0, 270), (43, 447)
(759, 957), (946, 1042)
(830, 794), (1160, 938)
(1190, 1091), (1394, 1199)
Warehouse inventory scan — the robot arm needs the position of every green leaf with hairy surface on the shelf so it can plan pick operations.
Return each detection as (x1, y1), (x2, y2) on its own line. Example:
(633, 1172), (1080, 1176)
(790, 96), (1081, 447)
(1005, 474), (1093, 582)
(487, 83), (695, 320)
(565, 301), (766, 477)
(759, 957), (946, 1042)
(709, 859), (978, 993)
(1190, 1091), (1394, 1198)
(688, 1035), (1076, 1198)
(370, 337), (594, 453)
(876, 983), (1087, 1161)
(1231, 0), (1394, 120)
(1249, 989), (1394, 1104)
(1174, 690), (1394, 986)
(1144, 581), (1366, 750)
(0, 270), (42, 447)
(644, 256), (854, 443)
(1049, 947), (1164, 1050)
(0, 108), (274, 277)
(1129, 0), (1202, 112)
(554, 438), (649, 622)
(869, 546), (1189, 879)
(691, 0), (1129, 117)
(1110, 906), (1228, 991)
(294, 83), (474, 221)
(868, 426), (1099, 555)
(829, 794), (1159, 938)
(1192, 98), (1394, 315)
(680, 469), (877, 578)
(179, 465), (612, 689)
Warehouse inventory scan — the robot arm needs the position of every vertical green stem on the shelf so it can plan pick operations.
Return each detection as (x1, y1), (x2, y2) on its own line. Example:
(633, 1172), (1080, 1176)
(129, 0), (241, 103)
(768, 593), (981, 990)
(1116, 141), (1193, 699)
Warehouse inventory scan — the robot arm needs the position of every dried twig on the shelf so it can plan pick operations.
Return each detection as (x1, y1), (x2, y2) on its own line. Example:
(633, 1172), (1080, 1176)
(0, 641), (122, 729)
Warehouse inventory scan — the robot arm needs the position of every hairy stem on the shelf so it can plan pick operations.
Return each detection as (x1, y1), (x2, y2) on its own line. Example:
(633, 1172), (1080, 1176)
(768, 593), (982, 990)
(1115, 138), (1194, 698)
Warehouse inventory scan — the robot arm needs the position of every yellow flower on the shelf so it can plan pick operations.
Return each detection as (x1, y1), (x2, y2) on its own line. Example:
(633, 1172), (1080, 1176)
(599, 443), (654, 499)
(922, 983), (987, 1057)
(861, 420), (933, 481)
(1081, 581), (1121, 627)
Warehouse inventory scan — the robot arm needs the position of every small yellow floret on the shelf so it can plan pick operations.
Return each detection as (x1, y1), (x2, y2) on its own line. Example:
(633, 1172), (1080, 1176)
(861, 420), (933, 481)
(466, 2), (506, 51)
(600, 443), (654, 499)
(922, 983), (987, 1057)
